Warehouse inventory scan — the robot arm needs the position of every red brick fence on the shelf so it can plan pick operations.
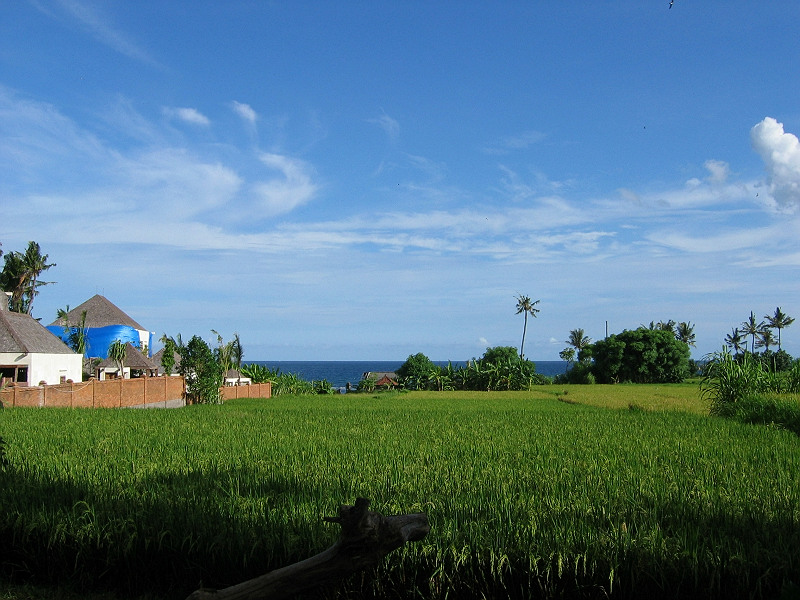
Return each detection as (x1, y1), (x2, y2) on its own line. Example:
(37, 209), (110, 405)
(1, 377), (271, 408)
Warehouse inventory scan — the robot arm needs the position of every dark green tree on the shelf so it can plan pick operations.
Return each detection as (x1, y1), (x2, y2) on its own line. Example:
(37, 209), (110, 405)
(179, 335), (223, 404)
(396, 352), (437, 390)
(0, 241), (56, 314)
(591, 328), (690, 384)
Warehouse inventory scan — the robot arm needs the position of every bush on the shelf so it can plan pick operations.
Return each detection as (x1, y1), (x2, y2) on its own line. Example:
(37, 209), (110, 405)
(591, 328), (690, 384)
(396, 353), (436, 390)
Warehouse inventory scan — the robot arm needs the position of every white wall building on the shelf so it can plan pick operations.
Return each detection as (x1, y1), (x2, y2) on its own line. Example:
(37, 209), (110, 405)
(0, 307), (83, 386)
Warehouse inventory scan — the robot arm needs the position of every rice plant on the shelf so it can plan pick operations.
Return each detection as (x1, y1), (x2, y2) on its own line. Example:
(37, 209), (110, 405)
(1, 392), (799, 599)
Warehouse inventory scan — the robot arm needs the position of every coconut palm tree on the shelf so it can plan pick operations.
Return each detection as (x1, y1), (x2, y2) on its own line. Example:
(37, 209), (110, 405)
(741, 311), (764, 354)
(675, 322), (696, 347)
(0, 241), (56, 314)
(514, 294), (540, 359)
(724, 328), (745, 357)
(764, 307), (794, 351)
(566, 328), (591, 357)
(756, 328), (777, 353)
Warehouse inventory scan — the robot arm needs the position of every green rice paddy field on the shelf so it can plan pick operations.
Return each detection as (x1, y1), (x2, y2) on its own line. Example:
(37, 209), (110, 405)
(1, 385), (799, 599)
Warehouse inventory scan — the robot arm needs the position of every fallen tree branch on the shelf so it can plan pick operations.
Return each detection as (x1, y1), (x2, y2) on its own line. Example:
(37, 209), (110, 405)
(186, 498), (430, 600)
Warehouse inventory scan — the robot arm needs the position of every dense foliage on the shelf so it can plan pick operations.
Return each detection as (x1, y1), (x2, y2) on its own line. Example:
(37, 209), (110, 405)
(701, 349), (800, 435)
(178, 336), (224, 404)
(396, 347), (548, 392)
(591, 327), (690, 384)
(1, 393), (799, 600)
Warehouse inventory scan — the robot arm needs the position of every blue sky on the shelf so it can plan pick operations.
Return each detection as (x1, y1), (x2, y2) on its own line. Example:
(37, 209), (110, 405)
(2, 1), (800, 361)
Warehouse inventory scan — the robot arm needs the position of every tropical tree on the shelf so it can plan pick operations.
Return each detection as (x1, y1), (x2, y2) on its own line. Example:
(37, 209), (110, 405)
(724, 328), (745, 357)
(559, 347), (576, 363)
(764, 307), (794, 351)
(755, 328), (777, 353)
(566, 328), (591, 355)
(396, 352), (436, 390)
(56, 306), (90, 356)
(108, 339), (128, 379)
(675, 321), (696, 347)
(0, 241), (56, 314)
(514, 294), (540, 359)
(178, 335), (223, 404)
(741, 311), (765, 354)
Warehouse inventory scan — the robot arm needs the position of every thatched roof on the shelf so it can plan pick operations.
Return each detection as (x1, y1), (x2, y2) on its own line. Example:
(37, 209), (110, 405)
(48, 294), (146, 330)
(97, 342), (157, 369)
(0, 310), (76, 355)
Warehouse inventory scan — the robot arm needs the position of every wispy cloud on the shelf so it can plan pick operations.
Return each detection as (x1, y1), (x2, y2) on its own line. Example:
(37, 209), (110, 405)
(251, 153), (319, 216)
(163, 107), (211, 127)
(31, 0), (159, 66)
(231, 101), (258, 125)
(368, 112), (400, 142)
(483, 130), (547, 155)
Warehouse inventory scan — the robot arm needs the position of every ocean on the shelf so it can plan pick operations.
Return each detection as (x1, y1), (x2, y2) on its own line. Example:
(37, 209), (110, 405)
(248, 360), (569, 389)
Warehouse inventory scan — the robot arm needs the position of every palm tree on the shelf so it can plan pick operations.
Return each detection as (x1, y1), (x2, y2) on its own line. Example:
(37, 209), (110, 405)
(764, 307), (794, 351)
(566, 328), (591, 361)
(108, 339), (128, 379)
(741, 311), (764, 354)
(20, 241), (55, 314)
(756, 328), (777, 353)
(724, 328), (745, 357)
(675, 322), (696, 347)
(0, 241), (55, 314)
(514, 294), (540, 359)
(57, 306), (89, 356)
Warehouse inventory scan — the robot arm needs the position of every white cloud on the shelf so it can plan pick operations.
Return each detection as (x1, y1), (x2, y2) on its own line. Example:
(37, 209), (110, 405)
(252, 153), (319, 216)
(231, 101), (258, 124)
(704, 159), (730, 184)
(751, 117), (800, 212)
(163, 107), (211, 126)
(368, 112), (400, 141)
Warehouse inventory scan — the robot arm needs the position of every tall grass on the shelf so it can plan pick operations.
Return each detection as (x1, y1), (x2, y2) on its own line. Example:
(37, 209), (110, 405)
(701, 349), (800, 434)
(1, 394), (799, 599)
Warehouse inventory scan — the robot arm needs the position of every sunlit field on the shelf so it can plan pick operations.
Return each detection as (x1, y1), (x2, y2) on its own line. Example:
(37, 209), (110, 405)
(1, 387), (798, 599)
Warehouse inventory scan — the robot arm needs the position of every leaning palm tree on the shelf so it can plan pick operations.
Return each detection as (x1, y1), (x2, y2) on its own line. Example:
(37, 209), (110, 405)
(514, 294), (540, 359)
(764, 307), (794, 351)
(741, 311), (764, 354)
(724, 328), (745, 357)
(675, 322), (696, 347)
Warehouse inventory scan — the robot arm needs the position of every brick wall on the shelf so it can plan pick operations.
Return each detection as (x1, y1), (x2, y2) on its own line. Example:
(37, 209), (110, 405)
(0, 376), (186, 408)
(220, 382), (272, 401)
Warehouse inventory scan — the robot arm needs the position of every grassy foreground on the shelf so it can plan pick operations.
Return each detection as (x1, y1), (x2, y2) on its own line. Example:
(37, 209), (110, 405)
(0, 386), (798, 599)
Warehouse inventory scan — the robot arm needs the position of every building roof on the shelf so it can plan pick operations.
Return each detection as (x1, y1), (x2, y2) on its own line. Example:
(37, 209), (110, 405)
(48, 294), (146, 330)
(97, 342), (157, 369)
(0, 310), (77, 355)
(152, 347), (181, 374)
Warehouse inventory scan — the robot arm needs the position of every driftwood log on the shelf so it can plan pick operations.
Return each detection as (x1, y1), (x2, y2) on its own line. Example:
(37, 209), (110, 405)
(186, 498), (430, 600)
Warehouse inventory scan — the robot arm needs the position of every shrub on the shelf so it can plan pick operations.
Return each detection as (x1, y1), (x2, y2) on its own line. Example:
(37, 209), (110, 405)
(591, 328), (690, 384)
(396, 353), (436, 390)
